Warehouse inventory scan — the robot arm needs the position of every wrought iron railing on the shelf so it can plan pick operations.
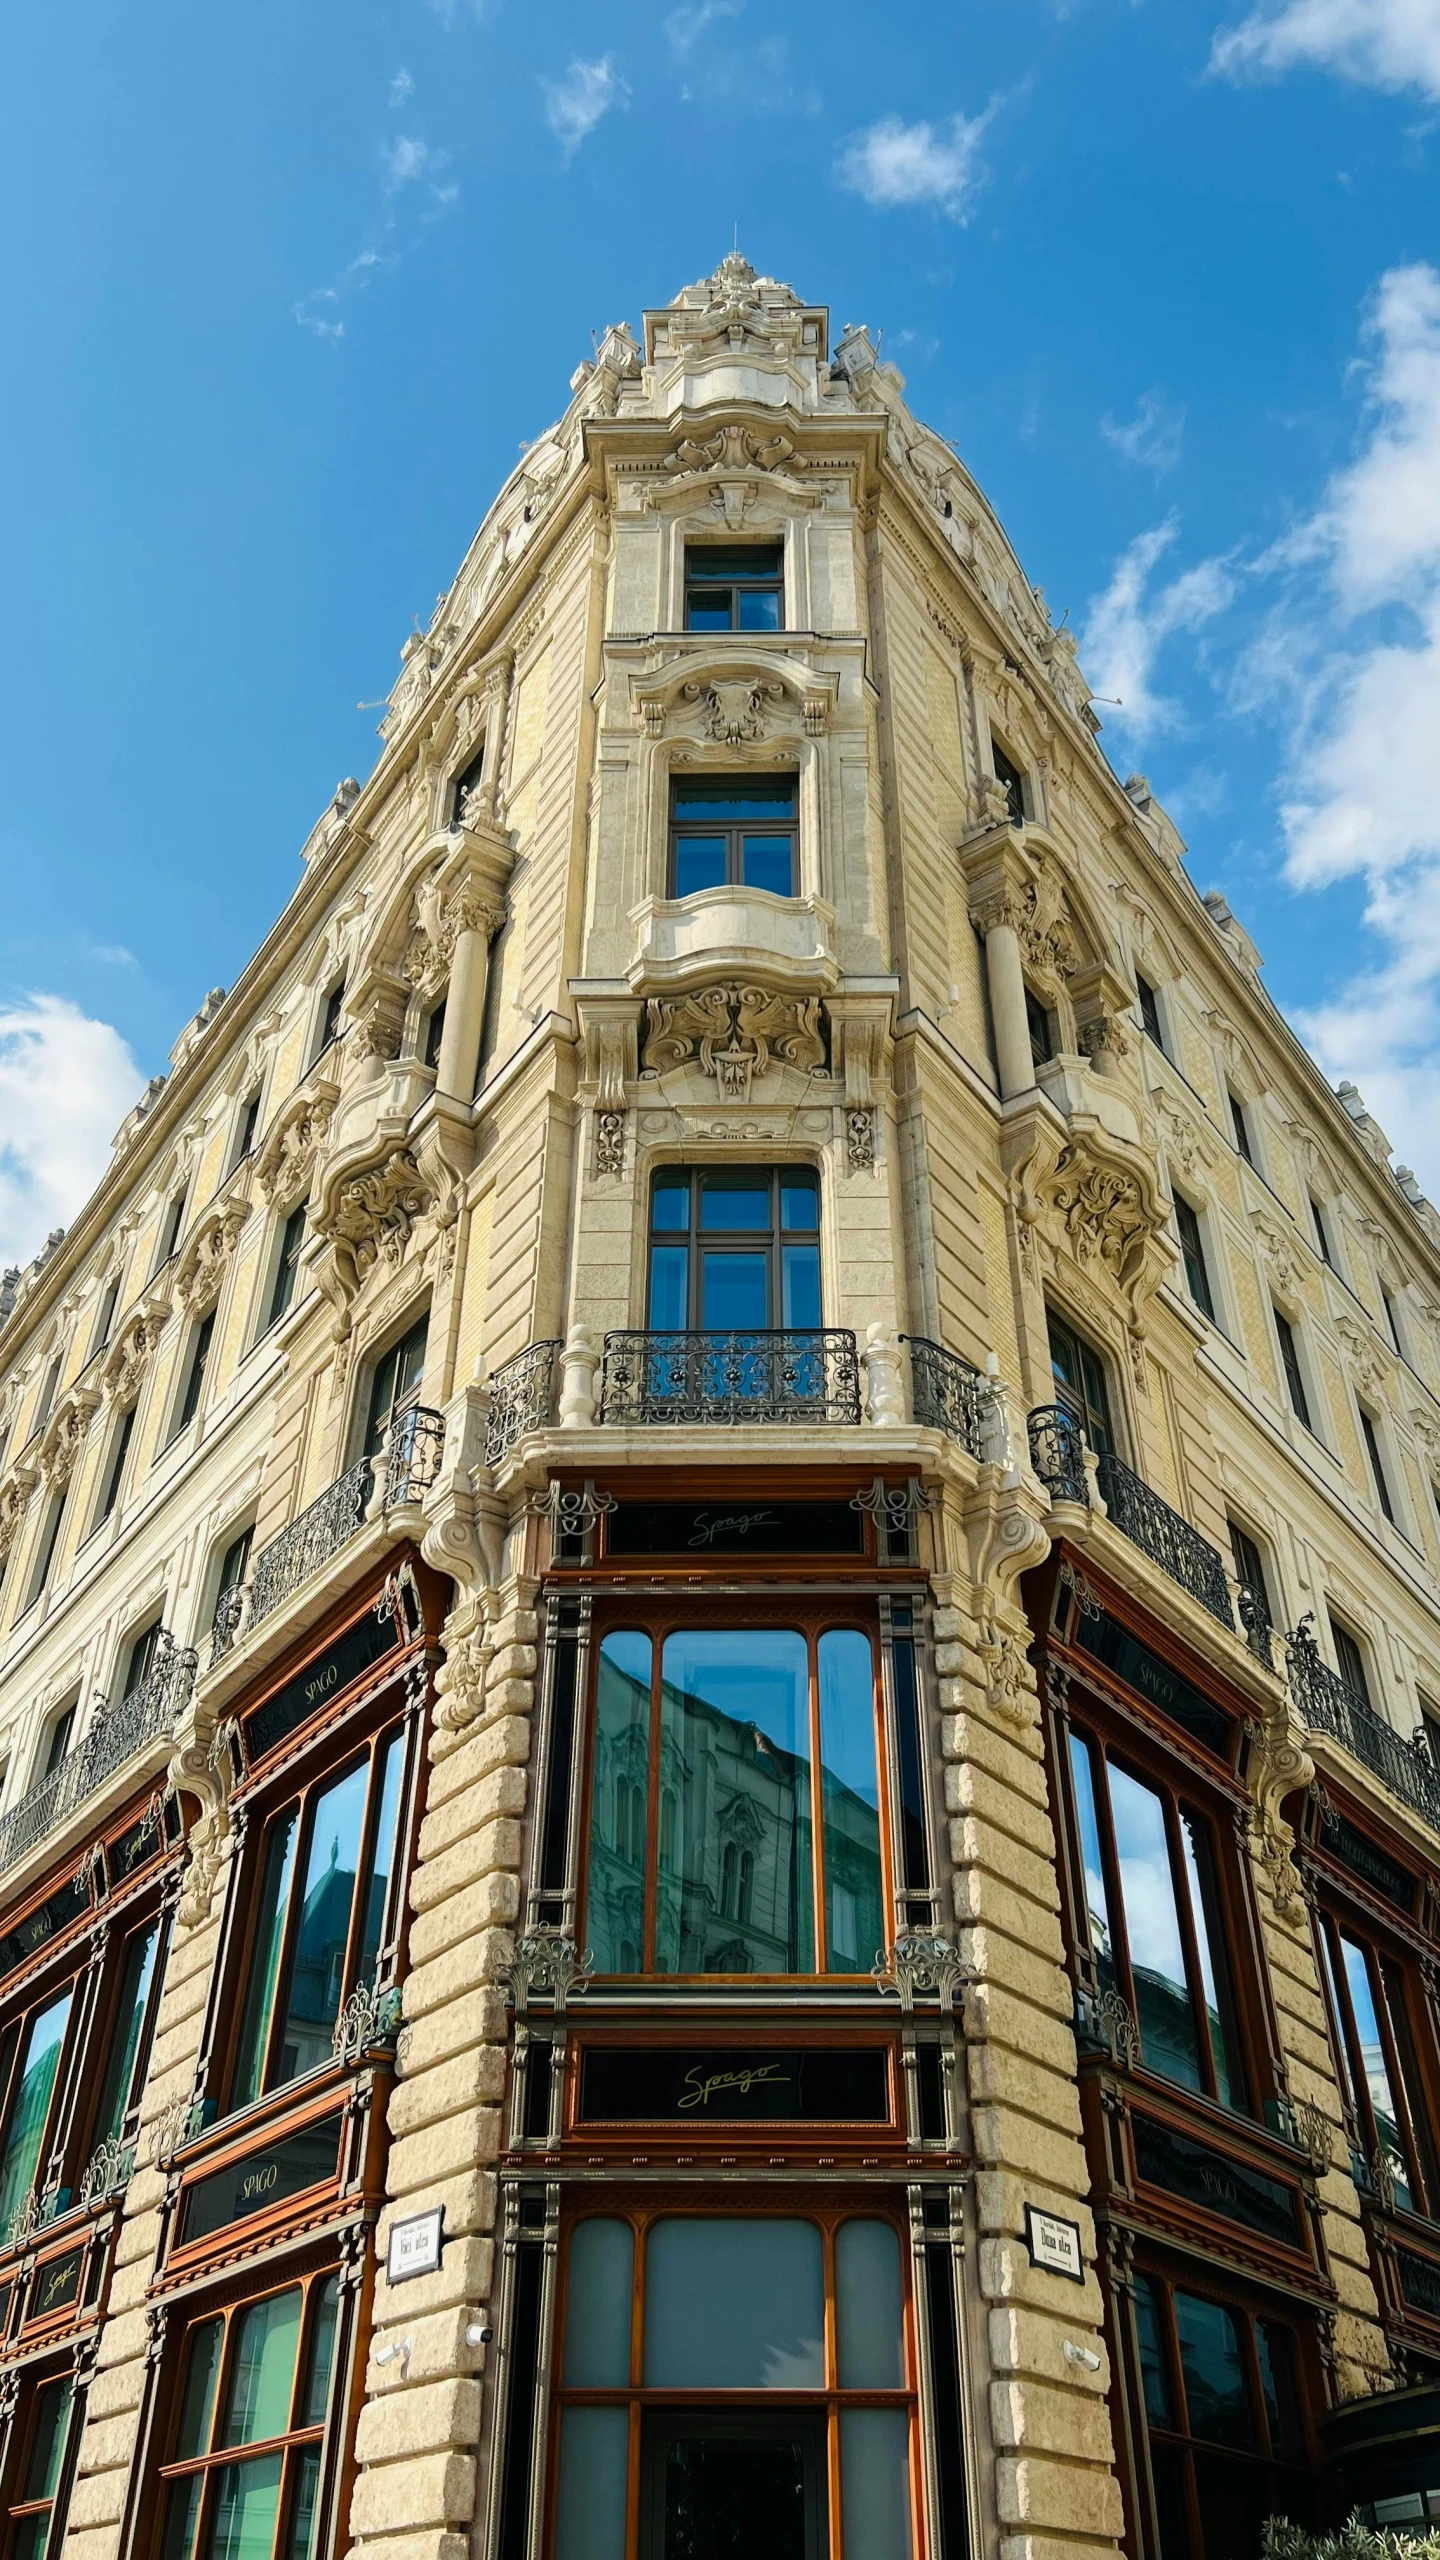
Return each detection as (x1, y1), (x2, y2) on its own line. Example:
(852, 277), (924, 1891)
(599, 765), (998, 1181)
(902, 1336), (984, 1458)
(1236, 1583), (1275, 1672)
(1026, 1405), (1089, 1505)
(245, 1407), (444, 1635)
(486, 1341), (560, 1464)
(1094, 1450), (1234, 1629)
(384, 1404), (445, 1511)
(599, 1329), (862, 1427)
(1288, 1618), (1440, 1836)
(0, 1633), (195, 1884)
(209, 1581), (247, 1669)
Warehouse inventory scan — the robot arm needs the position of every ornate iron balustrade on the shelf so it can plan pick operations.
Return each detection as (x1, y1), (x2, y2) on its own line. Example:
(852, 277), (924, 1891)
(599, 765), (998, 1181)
(209, 1582), (247, 1668)
(486, 1341), (560, 1464)
(1288, 1617), (1440, 1835)
(1236, 1583), (1275, 1673)
(1026, 1405), (1089, 1506)
(0, 1633), (195, 1884)
(599, 1329), (862, 1427)
(384, 1404), (445, 1511)
(901, 1336), (984, 1458)
(1094, 1450), (1234, 1629)
(247, 1456), (373, 1630)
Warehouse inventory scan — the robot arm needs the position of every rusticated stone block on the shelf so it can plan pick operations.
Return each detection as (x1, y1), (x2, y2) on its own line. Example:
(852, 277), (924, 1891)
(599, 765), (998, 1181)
(408, 1874), (519, 1966)
(348, 2450), (477, 2536)
(388, 2043), (507, 2138)
(353, 2377), (482, 2463)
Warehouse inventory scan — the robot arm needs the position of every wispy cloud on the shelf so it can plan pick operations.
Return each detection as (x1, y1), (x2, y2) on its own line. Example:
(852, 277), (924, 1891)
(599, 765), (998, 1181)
(1080, 520), (1235, 738)
(1102, 388), (1187, 474)
(540, 56), (630, 159)
(1211, 0), (1440, 100)
(0, 994), (143, 1268)
(834, 106), (997, 220)
(87, 944), (137, 968)
(294, 114), (458, 341)
(389, 68), (414, 106)
(420, 0), (491, 23)
(665, 0), (745, 53)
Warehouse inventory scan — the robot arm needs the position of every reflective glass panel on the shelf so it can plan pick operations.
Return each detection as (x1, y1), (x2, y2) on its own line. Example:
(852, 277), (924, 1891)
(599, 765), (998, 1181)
(586, 1635), (652, 1975)
(233, 1809), (299, 2105)
(1133, 2276), (1172, 2427)
(1068, 1736), (1116, 1997)
(651, 1175), (690, 1232)
(840, 2410), (913, 2560)
(206, 2453), (283, 2560)
(563, 2219), (634, 2385)
(1108, 1765), (1202, 2091)
(702, 1252), (768, 1330)
(301, 2277), (339, 2427)
(674, 835), (726, 898)
(835, 2219), (904, 2386)
(699, 1182), (771, 1231)
(685, 596), (731, 632)
(780, 1177), (818, 1230)
(647, 1245), (689, 1331)
(738, 587), (782, 632)
(1341, 1934), (1414, 2211)
(643, 2218), (824, 2385)
(673, 781), (796, 820)
(0, 1989), (72, 2227)
(23, 2381), (70, 2501)
(741, 835), (793, 896)
(175, 2319), (225, 2459)
(220, 2289), (302, 2447)
(1317, 1926), (1358, 2114)
(160, 2477), (203, 2560)
(657, 1631), (813, 1973)
(781, 1245), (821, 1330)
(357, 1730), (404, 1985)
(93, 1920), (161, 2144)
(1173, 2291), (1252, 2446)
(555, 2409), (628, 2560)
(1256, 2321), (1299, 2457)
(1181, 1814), (1245, 2110)
(818, 1635), (884, 1974)
(272, 1761), (369, 2086)
(283, 2451), (322, 2560)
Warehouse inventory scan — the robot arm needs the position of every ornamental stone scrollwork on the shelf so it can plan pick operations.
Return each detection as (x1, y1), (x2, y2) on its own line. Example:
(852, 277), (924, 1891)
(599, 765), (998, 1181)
(1154, 1091), (1213, 1181)
(434, 1608), (493, 1733)
(311, 1147), (432, 1313)
(642, 984), (825, 1105)
(0, 1475), (30, 1566)
(404, 874), (507, 1002)
(38, 1392), (97, 1490)
(1335, 1314), (1390, 1402)
(255, 1082), (339, 1208)
(681, 678), (785, 745)
(845, 1107), (875, 1173)
(873, 1934), (972, 2016)
(1045, 1149), (1156, 1289)
(1078, 1015), (1131, 1068)
(595, 1111), (626, 1178)
(1251, 1211), (1309, 1302)
(972, 864), (1079, 983)
(173, 1198), (249, 1317)
(500, 1931), (594, 2015)
(99, 1310), (160, 1407)
(1245, 1699), (1314, 1927)
(976, 1608), (1032, 1722)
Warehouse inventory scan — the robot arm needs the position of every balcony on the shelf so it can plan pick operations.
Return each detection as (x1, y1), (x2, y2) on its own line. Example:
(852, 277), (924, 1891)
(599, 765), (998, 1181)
(486, 1340), (561, 1465)
(1287, 1618), (1440, 1836)
(598, 1329), (862, 1427)
(901, 1336), (985, 1461)
(212, 1407), (445, 1664)
(0, 1632), (196, 1884)
(1026, 1406), (1235, 1629)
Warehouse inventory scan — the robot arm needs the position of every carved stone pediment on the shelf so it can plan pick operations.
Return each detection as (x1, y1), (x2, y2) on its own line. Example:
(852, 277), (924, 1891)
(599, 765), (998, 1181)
(255, 1080), (339, 1208)
(311, 1145), (433, 1315)
(641, 983), (826, 1104)
(174, 1198), (249, 1316)
(100, 1309), (162, 1407)
(634, 649), (836, 743)
(1250, 1211), (1309, 1304)
(1006, 1112), (1171, 1345)
(39, 1389), (99, 1489)
(1335, 1313), (1390, 1402)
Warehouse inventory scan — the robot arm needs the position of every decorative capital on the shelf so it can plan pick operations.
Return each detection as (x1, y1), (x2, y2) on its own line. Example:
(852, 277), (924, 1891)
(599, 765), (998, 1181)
(500, 1930), (594, 2015)
(873, 1933), (971, 2015)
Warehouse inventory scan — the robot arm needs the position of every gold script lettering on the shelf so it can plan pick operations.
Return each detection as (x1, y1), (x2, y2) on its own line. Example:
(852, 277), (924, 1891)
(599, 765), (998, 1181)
(677, 2064), (791, 2112)
(241, 2161), (281, 2203)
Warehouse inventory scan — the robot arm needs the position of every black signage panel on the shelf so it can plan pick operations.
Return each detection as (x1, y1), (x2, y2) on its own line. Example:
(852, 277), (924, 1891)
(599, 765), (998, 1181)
(1077, 1612), (1234, 1760)
(1132, 2114), (1299, 2248)
(577, 2046), (890, 2123)
(1399, 2250), (1440, 2320)
(29, 2251), (82, 2320)
(245, 1610), (398, 1762)
(179, 2115), (344, 2246)
(1320, 1812), (1417, 1914)
(606, 1503), (865, 1560)
(0, 1876), (91, 1981)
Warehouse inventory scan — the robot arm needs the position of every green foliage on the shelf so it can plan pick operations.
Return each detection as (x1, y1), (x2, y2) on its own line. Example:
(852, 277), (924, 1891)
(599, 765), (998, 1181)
(1262, 2519), (1440, 2560)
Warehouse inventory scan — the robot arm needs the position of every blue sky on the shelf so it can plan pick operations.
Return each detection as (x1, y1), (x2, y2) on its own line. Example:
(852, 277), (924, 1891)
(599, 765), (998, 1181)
(2, 0), (1439, 1263)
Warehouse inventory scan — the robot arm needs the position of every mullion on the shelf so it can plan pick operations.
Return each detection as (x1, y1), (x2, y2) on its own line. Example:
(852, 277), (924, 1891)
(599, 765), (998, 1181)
(1164, 1794), (1221, 2105)
(642, 1647), (662, 1975)
(807, 1635), (827, 1976)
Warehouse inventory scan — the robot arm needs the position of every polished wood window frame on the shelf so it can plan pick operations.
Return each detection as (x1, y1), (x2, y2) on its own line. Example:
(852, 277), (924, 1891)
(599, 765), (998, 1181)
(1124, 2257), (1319, 2559)
(0, 2365), (84, 2560)
(153, 2263), (347, 2560)
(1314, 1897), (1440, 2219)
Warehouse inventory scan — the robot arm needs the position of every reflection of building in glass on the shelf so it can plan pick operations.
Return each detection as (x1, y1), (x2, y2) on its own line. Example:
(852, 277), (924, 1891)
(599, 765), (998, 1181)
(278, 1845), (357, 2083)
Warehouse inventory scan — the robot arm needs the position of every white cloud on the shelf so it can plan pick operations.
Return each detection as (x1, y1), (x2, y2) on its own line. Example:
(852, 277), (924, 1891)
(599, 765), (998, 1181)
(1080, 520), (1235, 738)
(1211, 0), (1440, 97)
(389, 68), (414, 105)
(0, 995), (142, 1271)
(665, 0), (744, 53)
(834, 107), (995, 220)
(540, 57), (630, 159)
(1102, 389), (1187, 474)
(294, 111), (457, 340)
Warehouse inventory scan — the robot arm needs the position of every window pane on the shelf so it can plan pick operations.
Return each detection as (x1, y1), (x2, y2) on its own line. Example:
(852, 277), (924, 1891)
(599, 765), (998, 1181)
(840, 2411), (913, 2560)
(657, 1631), (813, 1974)
(161, 2477), (203, 2560)
(835, 2219), (904, 2385)
(781, 1246), (821, 1331)
(740, 834), (793, 896)
(673, 780), (795, 819)
(205, 2452), (283, 2560)
(699, 1181), (772, 1231)
(780, 1177), (817, 1231)
(283, 2450), (323, 2560)
(1133, 2276), (1173, 2426)
(1341, 1934), (1414, 2210)
(651, 1175), (690, 1232)
(737, 587), (782, 632)
(0, 1988), (72, 2225)
(94, 1919), (161, 2144)
(221, 2290), (302, 2447)
(1317, 1926), (1358, 2115)
(272, 1761), (370, 2086)
(818, 1634), (884, 1974)
(1107, 1766), (1203, 2092)
(24, 2381), (71, 2500)
(686, 596), (732, 632)
(233, 1809), (299, 2105)
(1256, 2321), (1300, 2457)
(1382, 1958), (1440, 2202)
(176, 2317), (225, 2459)
(357, 1729), (405, 1986)
(586, 1635), (652, 1975)
(1068, 1735), (1117, 1997)
(702, 1252), (769, 1331)
(1173, 2292), (1252, 2445)
(648, 1244), (689, 1331)
(301, 2276), (340, 2426)
(562, 2219), (634, 2384)
(1181, 1815), (1245, 2111)
(555, 2408), (628, 2560)
(674, 834), (727, 897)
(643, 2219), (823, 2385)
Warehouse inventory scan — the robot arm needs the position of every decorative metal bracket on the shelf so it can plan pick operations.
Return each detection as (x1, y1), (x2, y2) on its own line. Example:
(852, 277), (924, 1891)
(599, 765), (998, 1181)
(499, 1930), (594, 2016)
(1072, 1980), (1139, 2070)
(872, 1934), (971, 2015)
(79, 2135), (137, 2208)
(331, 1980), (404, 2066)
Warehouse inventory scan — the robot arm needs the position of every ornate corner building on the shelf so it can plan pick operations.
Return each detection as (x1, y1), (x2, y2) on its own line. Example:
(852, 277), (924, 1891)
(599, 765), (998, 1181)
(0, 254), (1439, 2560)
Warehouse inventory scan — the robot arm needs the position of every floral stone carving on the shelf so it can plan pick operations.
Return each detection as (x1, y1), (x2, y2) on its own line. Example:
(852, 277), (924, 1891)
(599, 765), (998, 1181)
(642, 984), (825, 1105)
(313, 1147), (432, 1307)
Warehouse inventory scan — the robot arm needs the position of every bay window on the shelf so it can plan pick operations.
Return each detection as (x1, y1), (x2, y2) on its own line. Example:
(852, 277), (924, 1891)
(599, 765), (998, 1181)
(158, 2271), (340, 2560)
(1316, 1910), (1439, 2217)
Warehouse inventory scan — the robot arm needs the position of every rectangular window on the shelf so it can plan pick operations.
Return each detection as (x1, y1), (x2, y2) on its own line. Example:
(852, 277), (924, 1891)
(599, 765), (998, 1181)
(6, 2376), (81, 2560)
(1046, 1310), (1113, 1454)
(1174, 1197), (1216, 1323)
(313, 981), (345, 1062)
(1310, 1198), (1334, 1265)
(646, 1166), (820, 1334)
(1229, 1092), (1254, 1164)
(97, 1405), (136, 1525)
(1318, 1911), (1439, 2218)
(991, 740), (1026, 826)
(1381, 1289), (1403, 1356)
(450, 743), (486, 826)
(683, 542), (784, 633)
(1330, 1619), (1372, 1713)
(1227, 1523), (1271, 1644)
(264, 1202), (308, 1333)
(423, 999), (446, 1070)
(1359, 1409), (1396, 1523)
(232, 1092), (261, 1171)
(24, 1493), (67, 1612)
(1135, 973), (1164, 1050)
(157, 2273), (341, 2560)
(41, 1708), (75, 1779)
(157, 1189), (188, 1272)
(1273, 1308), (1312, 1432)
(0, 1984), (75, 2227)
(174, 1312), (216, 1438)
(1131, 2273), (1314, 2551)
(32, 1359), (61, 1436)
(584, 1625), (885, 1979)
(93, 1275), (122, 1353)
(668, 775), (797, 899)
(124, 1621), (164, 1699)
(363, 1314), (429, 1459)
(90, 1915), (165, 2152)
(217, 1527), (253, 1605)
(231, 1724), (406, 2104)
(1024, 987), (1053, 1070)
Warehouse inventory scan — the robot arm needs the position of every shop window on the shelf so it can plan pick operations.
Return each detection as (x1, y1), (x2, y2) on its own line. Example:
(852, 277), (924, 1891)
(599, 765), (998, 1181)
(230, 1725), (406, 2105)
(0, 1982), (75, 2227)
(647, 1167), (820, 1334)
(361, 1313), (429, 1460)
(1046, 1309), (1114, 1454)
(5, 2376), (81, 2560)
(1066, 1730), (1249, 2110)
(157, 2273), (340, 2560)
(263, 1202), (308, 1336)
(1131, 2272), (1313, 2552)
(584, 1625), (885, 1977)
(1173, 1196), (1216, 1324)
(1316, 1913), (1440, 2217)
(1359, 1407), (1396, 1524)
(683, 542), (784, 633)
(1135, 972), (1165, 1052)
(990, 739), (1026, 827)
(668, 775), (797, 899)
(552, 2212), (916, 2560)
(1272, 1308), (1313, 1434)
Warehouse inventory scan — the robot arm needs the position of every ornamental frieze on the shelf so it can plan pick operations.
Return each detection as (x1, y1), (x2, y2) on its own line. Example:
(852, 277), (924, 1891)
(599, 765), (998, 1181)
(641, 982), (826, 1105)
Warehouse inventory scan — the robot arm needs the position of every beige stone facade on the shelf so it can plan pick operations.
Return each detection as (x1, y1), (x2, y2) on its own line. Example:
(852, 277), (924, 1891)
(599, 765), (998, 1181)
(0, 252), (1437, 2560)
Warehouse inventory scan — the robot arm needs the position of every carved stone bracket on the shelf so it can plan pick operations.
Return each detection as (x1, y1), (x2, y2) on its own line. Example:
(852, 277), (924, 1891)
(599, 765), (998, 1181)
(311, 1145), (433, 1324)
(255, 1080), (339, 1208)
(1251, 1210), (1310, 1304)
(1245, 1701), (1315, 1927)
(173, 1197), (249, 1317)
(642, 983), (825, 1103)
(38, 1389), (99, 1489)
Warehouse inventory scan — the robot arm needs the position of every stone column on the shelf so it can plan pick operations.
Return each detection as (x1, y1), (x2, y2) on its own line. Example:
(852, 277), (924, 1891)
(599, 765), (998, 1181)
(978, 903), (1034, 1102)
(435, 895), (504, 1108)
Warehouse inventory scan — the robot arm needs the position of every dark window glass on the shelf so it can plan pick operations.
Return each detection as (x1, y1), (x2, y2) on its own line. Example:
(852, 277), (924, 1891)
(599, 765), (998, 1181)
(1130, 2275), (1316, 2549)
(1227, 1524), (1270, 1635)
(683, 543), (784, 633)
(42, 1708), (75, 1777)
(92, 1917), (164, 2148)
(1046, 1311), (1113, 1453)
(363, 1314), (429, 1459)
(234, 1093), (261, 1168)
(218, 1527), (253, 1600)
(175, 1312), (216, 1436)
(97, 1405), (136, 1524)
(1135, 973), (1164, 1049)
(158, 2278), (340, 2560)
(94, 1276), (122, 1352)
(265, 1203), (308, 1333)
(124, 1621), (163, 1698)
(315, 982), (346, 1059)
(1381, 1290), (1402, 1354)
(1229, 1092), (1254, 1164)
(1174, 1198), (1215, 1322)
(25, 1493), (68, 1609)
(1024, 988), (1053, 1070)
(1309, 1198), (1333, 1264)
(990, 741), (1025, 826)
(7, 2378), (77, 2560)
(646, 1167), (820, 1333)
(0, 1986), (74, 2228)
(1330, 1620), (1371, 1712)
(1273, 1309), (1312, 1432)
(423, 1000), (446, 1070)
(669, 775), (797, 899)
(158, 1191), (188, 1270)
(1359, 1409), (1396, 1522)
(1319, 1913), (1439, 2219)
(451, 744), (486, 826)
